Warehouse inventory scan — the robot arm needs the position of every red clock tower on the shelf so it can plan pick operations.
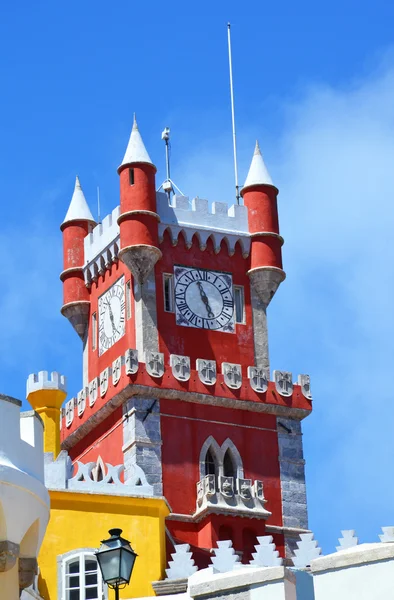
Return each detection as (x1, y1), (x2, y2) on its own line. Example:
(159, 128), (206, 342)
(59, 117), (312, 566)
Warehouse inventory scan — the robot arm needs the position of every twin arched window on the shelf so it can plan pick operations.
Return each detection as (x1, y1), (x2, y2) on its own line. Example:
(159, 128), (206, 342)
(200, 437), (243, 480)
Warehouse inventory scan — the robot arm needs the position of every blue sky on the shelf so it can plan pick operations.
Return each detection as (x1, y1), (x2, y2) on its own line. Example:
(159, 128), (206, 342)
(1, 0), (394, 553)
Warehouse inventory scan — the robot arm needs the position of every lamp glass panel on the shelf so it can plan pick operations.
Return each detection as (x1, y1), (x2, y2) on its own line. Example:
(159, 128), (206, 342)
(97, 548), (121, 584)
(120, 548), (137, 583)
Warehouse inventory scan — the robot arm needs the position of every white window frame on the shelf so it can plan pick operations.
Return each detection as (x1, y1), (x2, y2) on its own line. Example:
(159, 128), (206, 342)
(163, 273), (175, 313)
(91, 313), (97, 351)
(58, 549), (107, 600)
(233, 285), (245, 324)
(126, 280), (132, 320)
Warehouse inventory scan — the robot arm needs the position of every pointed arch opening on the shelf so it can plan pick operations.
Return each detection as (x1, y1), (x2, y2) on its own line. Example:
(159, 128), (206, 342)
(223, 449), (237, 479)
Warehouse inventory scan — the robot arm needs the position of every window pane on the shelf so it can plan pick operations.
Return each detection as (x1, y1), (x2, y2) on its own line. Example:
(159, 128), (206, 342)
(126, 281), (132, 320)
(164, 275), (174, 312)
(205, 449), (216, 475)
(68, 561), (80, 574)
(223, 450), (236, 478)
(85, 587), (99, 600)
(67, 575), (80, 588)
(67, 590), (80, 600)
(234, 287), (244, 323)
(85, 559), (97, 572)
(86, 573), (98, 586)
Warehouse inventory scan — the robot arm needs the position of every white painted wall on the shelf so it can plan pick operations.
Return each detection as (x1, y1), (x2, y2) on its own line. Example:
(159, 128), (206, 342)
(0, 398), (50, 600)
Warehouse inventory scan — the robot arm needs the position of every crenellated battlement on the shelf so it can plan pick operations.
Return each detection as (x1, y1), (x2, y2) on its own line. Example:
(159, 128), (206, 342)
(157, 193), (249, 235)
(26, 371), (67, 396)
(82, 194), (251, 281)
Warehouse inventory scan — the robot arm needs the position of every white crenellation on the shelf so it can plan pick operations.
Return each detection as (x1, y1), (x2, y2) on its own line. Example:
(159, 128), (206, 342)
(165, 544), (198, 580)
(82, 193), (251, 274)
(379, 527), (394, 542)
(292, 533), (322, 568)
(336, 530), (358, 551)
(211, 540), (241, 574)
(77, 389), (86, 417)
(250, 536), (283, 567)
(26, 371), (67, 396)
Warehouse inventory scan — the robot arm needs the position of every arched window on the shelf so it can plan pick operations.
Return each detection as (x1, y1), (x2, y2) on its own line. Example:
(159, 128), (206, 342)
(223, 449), (236, 479)
(205, 448), (217, 476)
(60, 550), (106, 600)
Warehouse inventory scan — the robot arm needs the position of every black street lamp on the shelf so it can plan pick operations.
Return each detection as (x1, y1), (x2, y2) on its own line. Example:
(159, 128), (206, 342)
(96, 528), (138, 600)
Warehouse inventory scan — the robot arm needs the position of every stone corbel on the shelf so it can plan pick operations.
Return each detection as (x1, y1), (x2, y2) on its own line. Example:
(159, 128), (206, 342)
(0, 540), (19, 572)
(19, 557), (38, 593)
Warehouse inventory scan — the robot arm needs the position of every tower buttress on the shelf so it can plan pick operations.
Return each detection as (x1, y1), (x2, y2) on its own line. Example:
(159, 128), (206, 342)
(60, 177), (96, 339)
(241, 142), (285, 305)
(117, 116), (161, 284)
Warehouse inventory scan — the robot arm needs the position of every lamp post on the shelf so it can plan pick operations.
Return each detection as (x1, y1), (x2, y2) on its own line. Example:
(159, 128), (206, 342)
(96, 528), (137, 600)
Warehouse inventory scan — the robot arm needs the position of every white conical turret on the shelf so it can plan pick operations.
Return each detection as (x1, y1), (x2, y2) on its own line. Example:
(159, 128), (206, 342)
(243, 141), (275, 191)
(62, 176), (96, 226)
(118, 115), (155, 171)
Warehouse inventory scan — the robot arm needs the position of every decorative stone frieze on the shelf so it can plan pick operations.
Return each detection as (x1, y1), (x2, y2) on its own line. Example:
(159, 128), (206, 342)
(274, 370), (293, 397)
(65, 399), (74, 428)
(238, 478), (252, 499)
(112, 357), (121, 386)
(145, 351), (165, 378)
(77, 389), (86, 417)
(170, 355), (191, 381)
(125, 349), (138, 375)
(196, 359), (216, 385)
(248, 366), (269, 393)
(100, 368), (109, 397)
(88, 378), (98, 407)
(222, 363), (242, 389)
(298, 374), (312, 400)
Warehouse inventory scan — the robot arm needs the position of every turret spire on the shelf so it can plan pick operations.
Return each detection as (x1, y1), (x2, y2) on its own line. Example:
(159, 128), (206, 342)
(243, 141), (275, 191)
(118, 115), (155, 172)
(62, 176), (96, 226)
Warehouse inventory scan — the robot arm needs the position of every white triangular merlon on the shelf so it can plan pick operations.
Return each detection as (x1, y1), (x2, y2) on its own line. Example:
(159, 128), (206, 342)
(250, 535), (283, 567)
(62, 176), (96, 226)
(379, 527), (394, 542)
(165, 544), (198, 580)
(292, 533), (322, 568)
(336, 530), (358, 551)
(242, 140), (274, 191)
(119, 114), (155, 170)
(211, 540), (240, 573)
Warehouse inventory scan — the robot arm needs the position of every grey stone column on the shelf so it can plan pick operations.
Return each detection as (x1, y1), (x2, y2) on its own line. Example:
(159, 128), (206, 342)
(123, 396), (162, 496)
(250, 286), (270, 372)
(134, 272), (159, 357)
(277, 417), (308, 559)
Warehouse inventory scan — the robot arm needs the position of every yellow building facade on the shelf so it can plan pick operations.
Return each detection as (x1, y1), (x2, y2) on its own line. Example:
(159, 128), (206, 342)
(26, 372), (170, 600)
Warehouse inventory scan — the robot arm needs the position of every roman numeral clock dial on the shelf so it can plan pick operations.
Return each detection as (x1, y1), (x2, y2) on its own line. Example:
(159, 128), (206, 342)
(174, 267), (235, 333)
(98, 276), (126, 355)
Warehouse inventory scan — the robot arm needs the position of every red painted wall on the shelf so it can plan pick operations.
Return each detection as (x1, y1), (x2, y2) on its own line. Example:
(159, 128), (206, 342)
(156, 232), (255, 367)
(160, 398), (283, 523)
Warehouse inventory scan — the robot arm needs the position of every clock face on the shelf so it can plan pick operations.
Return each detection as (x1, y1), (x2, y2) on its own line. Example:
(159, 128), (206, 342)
(98, 276), (126, 355)
(174, 266), (235, 333)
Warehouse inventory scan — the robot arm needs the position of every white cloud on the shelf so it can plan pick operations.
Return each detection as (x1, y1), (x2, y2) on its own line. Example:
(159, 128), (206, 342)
(174, 56), (394, 551)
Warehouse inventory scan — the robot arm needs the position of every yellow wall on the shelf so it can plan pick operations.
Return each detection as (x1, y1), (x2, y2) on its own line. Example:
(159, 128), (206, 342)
(38, 490), (170, 599)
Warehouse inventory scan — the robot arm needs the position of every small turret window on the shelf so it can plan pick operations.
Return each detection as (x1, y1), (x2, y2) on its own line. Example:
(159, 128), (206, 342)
(126, 280), (132, 320)
(234, 286), (245, 323)
(91, 313), (97, 351)
(129, 168), (135, 185)
(163, 274), (174, 313)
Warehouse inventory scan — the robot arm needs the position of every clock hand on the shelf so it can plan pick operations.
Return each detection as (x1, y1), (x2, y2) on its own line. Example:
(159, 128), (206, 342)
(106, 300), (119, 334)
(196, 281), (215, 319)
